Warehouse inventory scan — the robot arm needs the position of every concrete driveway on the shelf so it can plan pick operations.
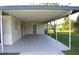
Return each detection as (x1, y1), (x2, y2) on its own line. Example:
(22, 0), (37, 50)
(0, 34), (69, 55)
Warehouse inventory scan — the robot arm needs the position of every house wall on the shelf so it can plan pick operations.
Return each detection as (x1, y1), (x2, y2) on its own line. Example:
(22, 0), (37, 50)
(37, 23), (46, 34)
(3, 15), (21, 45)
(0, 11), (2, 43)
(11, 16), (22, 44)
(23, 22), (46, 35)
(23, 23), (33, 35)
(3, 16), (13, 45)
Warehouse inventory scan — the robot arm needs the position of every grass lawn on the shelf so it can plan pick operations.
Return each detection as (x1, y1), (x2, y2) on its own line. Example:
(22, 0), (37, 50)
(48, 32), (79, 55)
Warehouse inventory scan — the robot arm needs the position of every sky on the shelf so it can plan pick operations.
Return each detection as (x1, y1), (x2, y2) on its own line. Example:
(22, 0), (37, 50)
(53, 12), (79, 25)
(0, 0), (79, 6)
(70, 12), (79, 20)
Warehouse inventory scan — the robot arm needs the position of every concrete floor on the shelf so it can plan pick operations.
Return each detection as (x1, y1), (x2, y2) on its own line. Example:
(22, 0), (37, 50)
(0, 35), (69, 55)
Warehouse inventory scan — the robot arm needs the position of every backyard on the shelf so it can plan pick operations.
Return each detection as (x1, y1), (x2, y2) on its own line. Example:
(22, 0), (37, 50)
(48, 32), (79, 55)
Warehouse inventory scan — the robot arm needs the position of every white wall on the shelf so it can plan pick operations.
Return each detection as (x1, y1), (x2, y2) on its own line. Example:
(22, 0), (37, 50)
(11, 16), (22, 44)
(23, 22), (46, 35)
(3, 15), (21, 45)
(3, 16), (12, 45)
(23, 23), (33, 35)
(37, 23), (46, 34)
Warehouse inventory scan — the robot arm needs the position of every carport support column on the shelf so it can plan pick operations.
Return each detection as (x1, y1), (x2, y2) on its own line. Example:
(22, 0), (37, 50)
(0, 11), (4, 52)
(56, 20), (58, 41)
(68, 10), (72, 50)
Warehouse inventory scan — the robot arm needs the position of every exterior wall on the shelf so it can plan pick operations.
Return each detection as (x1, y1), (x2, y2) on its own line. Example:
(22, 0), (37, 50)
(37, 23), (46, 34)
(3, 16), (12, 45)
(3, 15), (21, 45)
(23, 23), (33, 35)
(23, 22), (46, 35)
(11, 16), (22, 44)
(0, 11), (2, 43)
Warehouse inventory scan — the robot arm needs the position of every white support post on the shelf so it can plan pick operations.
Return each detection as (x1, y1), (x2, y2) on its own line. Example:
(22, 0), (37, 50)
(0, 11), (4, 52)
(47, 23), (48, 35)
(50, 22), (52, 37)
(68, 11), (72, 50)
(56, 20), (58, 41)
(69, 15), (71, 49)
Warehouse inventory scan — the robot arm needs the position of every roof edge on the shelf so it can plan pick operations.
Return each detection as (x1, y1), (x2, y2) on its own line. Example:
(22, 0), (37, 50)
(0, 5), (79, 10)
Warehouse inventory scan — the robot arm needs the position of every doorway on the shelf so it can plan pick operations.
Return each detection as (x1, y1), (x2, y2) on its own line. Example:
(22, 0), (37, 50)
(33, 24), (37, 34)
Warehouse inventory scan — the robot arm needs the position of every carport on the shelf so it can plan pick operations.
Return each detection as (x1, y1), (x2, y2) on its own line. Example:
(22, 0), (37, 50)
(0, 6), (79, 54)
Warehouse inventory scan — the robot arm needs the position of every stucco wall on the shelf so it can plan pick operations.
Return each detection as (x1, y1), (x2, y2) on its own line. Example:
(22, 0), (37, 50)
(3, 15), (21, 45)
(23, 22), (46, 35)
(11, 16), (22, 44)
(3, 16), (13, 45)
(37, 23), (46, 34)
(23, 23), (33, 35)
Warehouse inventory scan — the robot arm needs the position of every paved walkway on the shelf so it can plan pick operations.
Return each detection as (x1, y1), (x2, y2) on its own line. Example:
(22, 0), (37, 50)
(20, 51), (64, 55)
(0, 35), (69, 55)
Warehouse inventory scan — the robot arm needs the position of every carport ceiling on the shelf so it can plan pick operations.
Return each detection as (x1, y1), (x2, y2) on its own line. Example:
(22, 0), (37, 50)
(4, 10), (71, 23)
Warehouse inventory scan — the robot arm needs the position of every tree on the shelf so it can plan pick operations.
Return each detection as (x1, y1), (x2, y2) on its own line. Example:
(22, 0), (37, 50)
(48, 21), (56, 34)
(73, 15), (79, 32)
(39, 3), (60, 6)
(58, 17), (69, 31)
(63, 17), (69, 30)
(30, 3), (71, 6)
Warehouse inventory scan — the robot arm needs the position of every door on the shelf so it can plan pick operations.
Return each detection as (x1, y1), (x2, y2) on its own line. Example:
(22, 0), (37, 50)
(33, 24), (37, 34)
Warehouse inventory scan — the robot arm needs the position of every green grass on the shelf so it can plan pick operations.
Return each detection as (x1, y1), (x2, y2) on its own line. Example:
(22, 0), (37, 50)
(48, 32), (79, 55)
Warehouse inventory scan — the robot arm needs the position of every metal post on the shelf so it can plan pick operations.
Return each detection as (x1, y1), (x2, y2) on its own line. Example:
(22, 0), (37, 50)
(0, 11), (4, 52)
(49, 22), (51, 37)
(69, 15), (71, 49)
(47, 23), (48, 35)
(68, 10), (72, 50)
(56, 20), (58, 41)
